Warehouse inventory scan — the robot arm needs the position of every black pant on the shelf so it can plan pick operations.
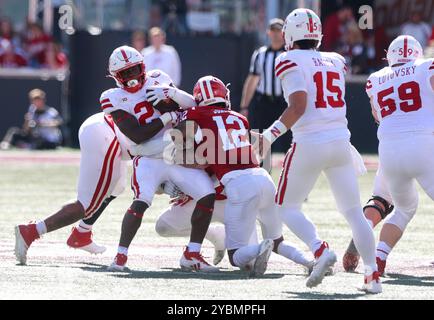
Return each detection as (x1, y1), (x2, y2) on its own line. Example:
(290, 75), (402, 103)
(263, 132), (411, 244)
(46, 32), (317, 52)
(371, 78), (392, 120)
(248, 92), (293, 153)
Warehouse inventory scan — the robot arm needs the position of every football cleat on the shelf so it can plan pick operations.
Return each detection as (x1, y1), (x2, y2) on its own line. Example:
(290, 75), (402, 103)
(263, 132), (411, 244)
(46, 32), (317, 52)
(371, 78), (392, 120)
(305, 260), (334, 277)
(360, 267), (382, 294)
(67, 227), (106, 254)
(180, 247), (219, 272)
(343, 239), (360, 272)
(376, 257), (387, 276)
(250, 239), (274, 277)
(306, 242), (337, 288)
(14, 223), (39, 265)
(210, 225), (226, 265)
(213, 249), (226, 266)
(107, 253), (128, 272)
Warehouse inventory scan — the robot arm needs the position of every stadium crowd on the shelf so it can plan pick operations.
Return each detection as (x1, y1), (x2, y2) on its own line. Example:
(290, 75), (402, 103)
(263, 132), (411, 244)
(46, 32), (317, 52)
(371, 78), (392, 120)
(0, 17), (68, 69)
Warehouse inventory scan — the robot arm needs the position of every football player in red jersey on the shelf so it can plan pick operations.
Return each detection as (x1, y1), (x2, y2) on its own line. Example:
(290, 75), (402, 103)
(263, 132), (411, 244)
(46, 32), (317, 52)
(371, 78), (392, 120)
(172, 75), (315, 276)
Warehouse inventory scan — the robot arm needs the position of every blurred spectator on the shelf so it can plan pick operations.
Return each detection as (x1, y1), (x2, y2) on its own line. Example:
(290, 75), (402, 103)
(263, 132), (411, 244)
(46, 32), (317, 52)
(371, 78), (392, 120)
(24, 23), (52, 68)
(401, 11), (431, 49)
(340, 22), (368, 74)
(322, 6), (355, 52)
(1, 89), (63, 150)
(43, 42), (69, 70)
(142, 27), (182, 86)
(0, 17), (21, 49)
(131, 30), (146, 52)
(0, 39), (27, 68)
(160, 0), (189, 35)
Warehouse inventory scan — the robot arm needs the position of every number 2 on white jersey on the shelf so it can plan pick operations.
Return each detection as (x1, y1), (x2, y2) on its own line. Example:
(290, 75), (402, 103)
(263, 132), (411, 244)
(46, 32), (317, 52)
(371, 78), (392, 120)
(212, 115), (250, 151)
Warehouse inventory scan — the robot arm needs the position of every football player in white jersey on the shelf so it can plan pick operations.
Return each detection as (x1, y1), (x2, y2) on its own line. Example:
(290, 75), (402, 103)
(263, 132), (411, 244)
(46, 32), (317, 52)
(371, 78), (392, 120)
(258, 9), (381, 293)
(14, 112), (129, 264)
(364, 35), (434, 276)
(101, 46), (217, 272)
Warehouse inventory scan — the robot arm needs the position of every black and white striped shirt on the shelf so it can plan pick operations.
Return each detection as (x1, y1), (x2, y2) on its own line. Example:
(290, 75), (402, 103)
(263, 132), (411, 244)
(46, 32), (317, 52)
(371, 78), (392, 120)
(249, 45), (285, 98)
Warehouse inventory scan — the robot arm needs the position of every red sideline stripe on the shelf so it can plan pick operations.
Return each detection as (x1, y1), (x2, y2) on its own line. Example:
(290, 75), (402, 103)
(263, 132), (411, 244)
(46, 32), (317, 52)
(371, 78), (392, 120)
(275, 143), (297, 205)
(101, 98), (110, 104)
(403, 37), (408, 58)
(275, 60), (291, 71)
(85, 138), (119, 216)
(131, 157), (141, 198)
(101, 104), (113, 110)
(276, 63), (297, 78)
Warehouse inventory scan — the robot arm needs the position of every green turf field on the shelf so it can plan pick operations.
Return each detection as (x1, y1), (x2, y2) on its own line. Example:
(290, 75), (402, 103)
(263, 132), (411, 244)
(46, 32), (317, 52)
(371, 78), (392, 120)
(0, 150), (433, 300)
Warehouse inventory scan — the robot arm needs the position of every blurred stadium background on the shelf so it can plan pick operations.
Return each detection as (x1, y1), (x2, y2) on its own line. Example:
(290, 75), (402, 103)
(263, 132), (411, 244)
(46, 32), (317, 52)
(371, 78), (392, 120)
(0, 0), (433, 151)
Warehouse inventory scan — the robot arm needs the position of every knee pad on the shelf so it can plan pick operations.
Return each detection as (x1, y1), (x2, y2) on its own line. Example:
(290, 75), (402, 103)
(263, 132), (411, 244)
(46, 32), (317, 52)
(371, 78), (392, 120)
(363, 196), (394, 220)
(385, 208), (416, 232)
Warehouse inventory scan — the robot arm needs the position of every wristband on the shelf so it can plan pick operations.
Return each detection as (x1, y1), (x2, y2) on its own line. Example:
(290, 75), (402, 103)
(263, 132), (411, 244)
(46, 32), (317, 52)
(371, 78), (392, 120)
(159, 112), (174, 126)
(263, 120), (288, 144)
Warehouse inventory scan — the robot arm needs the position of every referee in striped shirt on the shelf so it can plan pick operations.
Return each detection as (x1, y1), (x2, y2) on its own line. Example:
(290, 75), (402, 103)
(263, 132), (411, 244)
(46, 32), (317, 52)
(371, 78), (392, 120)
(240, 18), (292, 153)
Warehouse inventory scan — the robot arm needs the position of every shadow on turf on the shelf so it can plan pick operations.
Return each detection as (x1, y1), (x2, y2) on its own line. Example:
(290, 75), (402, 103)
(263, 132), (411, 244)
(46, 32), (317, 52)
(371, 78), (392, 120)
(71, 263), (286, 281)
(283, 291), (366, 300)
(383, 273), (434, 287)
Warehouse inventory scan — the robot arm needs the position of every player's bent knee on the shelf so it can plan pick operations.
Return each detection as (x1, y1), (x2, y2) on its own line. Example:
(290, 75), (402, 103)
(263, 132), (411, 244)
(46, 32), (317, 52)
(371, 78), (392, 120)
(363, 196), (394, 220)
(67, 201), (86, 218)
(195, 193), (216, 214)
(385, 209), (416, 232)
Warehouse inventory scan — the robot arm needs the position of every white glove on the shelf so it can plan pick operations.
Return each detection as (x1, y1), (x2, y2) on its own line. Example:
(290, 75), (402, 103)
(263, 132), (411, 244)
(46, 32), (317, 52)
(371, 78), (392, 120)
(159, 111), (182, 127)
(146, 85), (176, 106)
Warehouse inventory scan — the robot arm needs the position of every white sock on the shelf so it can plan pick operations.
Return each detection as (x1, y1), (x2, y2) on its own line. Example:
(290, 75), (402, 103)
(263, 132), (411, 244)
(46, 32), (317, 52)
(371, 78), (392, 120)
(232, 244), (260, 268)
(277, 242), (311, 267)
(117, 246), (128, 256)
(279, 207), (322, 255)
(77, 220), (92, 233)
(344, 207), (377, 269)
(376, 241), (391, 260)
(188, 242), (202, 253)
(36, 220), (47, 236)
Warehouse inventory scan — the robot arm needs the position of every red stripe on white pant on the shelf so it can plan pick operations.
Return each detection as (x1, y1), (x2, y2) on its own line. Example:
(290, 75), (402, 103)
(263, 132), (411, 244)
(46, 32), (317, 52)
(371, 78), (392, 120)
(275, 143), (297, 205)
(131, 157), (141, 198)
(85, 138), (120, 216)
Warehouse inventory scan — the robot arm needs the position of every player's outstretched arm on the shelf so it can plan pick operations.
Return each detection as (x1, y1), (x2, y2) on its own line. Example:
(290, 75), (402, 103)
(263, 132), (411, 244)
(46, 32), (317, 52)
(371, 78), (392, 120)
(111, 109), (173, 144)
(262, 91), (307, 146)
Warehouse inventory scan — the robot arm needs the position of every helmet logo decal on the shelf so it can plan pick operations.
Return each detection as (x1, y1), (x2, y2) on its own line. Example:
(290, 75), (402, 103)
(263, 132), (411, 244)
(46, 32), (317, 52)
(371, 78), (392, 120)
(306, 10), (314, 33)
(120, 49), (131, 63)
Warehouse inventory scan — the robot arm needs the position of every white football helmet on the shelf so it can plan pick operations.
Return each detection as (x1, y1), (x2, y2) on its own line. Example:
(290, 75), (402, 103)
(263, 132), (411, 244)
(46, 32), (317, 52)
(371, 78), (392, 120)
(283, 8), (322, 50)
(386, 35), (423, 67)
(109, 45), (146, 93)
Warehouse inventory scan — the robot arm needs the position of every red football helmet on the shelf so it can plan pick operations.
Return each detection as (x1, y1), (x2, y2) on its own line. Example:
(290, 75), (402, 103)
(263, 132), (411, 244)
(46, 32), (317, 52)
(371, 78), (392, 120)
(193, 76), (231, 108)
